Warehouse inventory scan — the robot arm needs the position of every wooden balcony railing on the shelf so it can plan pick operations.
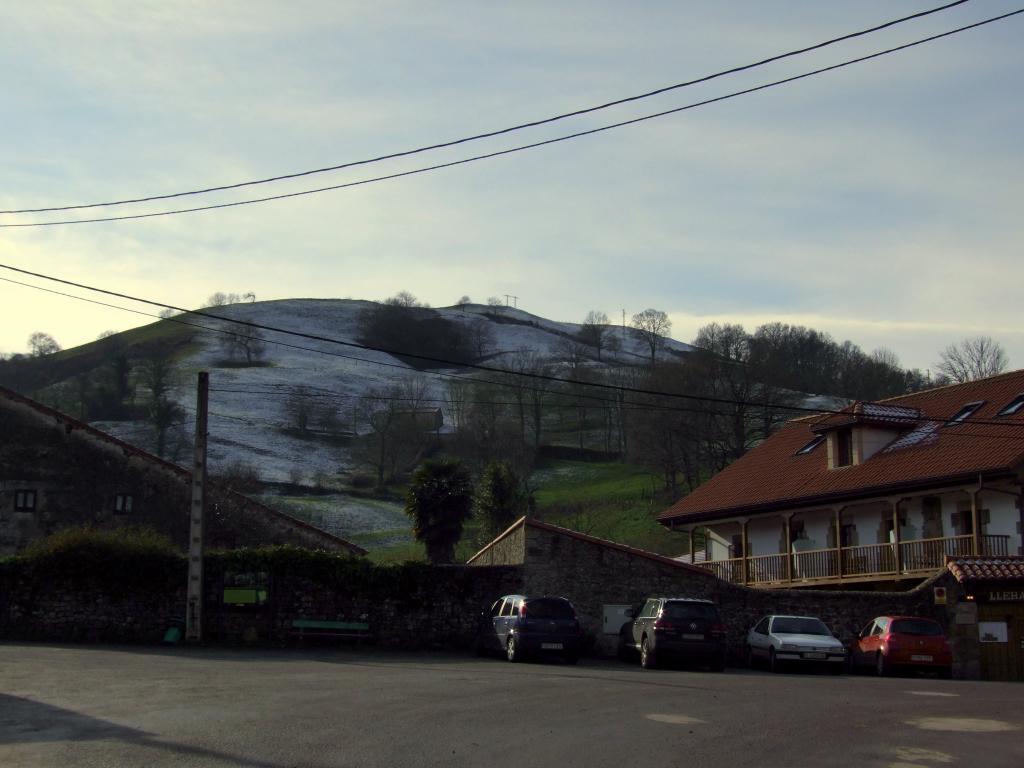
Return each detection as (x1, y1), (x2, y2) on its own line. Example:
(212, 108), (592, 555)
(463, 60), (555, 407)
(699, 533), (1012, 587)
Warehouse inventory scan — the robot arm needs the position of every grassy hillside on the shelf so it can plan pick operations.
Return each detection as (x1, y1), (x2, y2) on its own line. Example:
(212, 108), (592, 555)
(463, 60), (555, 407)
(529, 460), (687, 556)
(0, 318), (196, 396)
(280, 459), (689, 564)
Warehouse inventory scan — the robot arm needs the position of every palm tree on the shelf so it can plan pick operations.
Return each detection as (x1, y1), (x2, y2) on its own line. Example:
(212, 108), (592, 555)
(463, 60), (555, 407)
(405, 458), (474, 563)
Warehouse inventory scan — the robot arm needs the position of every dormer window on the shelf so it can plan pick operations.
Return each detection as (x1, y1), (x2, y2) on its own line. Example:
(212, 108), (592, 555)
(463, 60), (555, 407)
(795, 435), (825, 456)
(945, 401), (984, 426)
(997, 394), (1024, 417)
(835, 427), (853, 467)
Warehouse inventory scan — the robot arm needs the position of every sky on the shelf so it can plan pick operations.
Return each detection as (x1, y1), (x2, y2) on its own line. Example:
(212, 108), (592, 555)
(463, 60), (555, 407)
(1, 1), (1022, 372)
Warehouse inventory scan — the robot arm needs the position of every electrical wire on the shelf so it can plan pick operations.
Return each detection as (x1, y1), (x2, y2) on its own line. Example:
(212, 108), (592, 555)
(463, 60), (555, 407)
(3, 263), (1024, 432)
(0, 1), (973, 215)
(3, 8), (1021, 229)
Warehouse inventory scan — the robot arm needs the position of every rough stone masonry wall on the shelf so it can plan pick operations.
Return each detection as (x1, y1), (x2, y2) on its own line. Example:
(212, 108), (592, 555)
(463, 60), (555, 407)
(0, 555), (523, 649)
(466, 524), (525, 566)
(519, 525), (957, 664)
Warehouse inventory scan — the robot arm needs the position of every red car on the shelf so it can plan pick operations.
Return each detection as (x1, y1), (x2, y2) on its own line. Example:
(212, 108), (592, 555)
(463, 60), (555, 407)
(849, 616), (952, 678)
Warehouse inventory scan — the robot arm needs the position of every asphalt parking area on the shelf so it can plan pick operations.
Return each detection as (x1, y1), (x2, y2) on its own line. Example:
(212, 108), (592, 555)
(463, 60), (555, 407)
(2, 644), (1021, 767)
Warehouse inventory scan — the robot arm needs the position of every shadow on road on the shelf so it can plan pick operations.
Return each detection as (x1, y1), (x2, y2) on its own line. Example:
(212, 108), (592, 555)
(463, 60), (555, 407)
(0, 693), (331, 768)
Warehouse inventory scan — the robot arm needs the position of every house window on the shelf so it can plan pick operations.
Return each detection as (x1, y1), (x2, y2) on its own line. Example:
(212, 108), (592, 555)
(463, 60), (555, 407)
(835, 428), (853, 467)
(997, 394), (1024, 417)
(795, 435), (825, 455)
(945, 401), (984, 426)
(14, 490), (37, 511)
(114, 494), (134, 514)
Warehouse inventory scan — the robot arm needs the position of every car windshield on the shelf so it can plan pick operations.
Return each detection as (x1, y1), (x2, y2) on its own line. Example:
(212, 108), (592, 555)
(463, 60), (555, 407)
(772, 617), (831, 636)
(663, 602), (718, 620)
(890, 619), (943, 637)
(525, 599), (575, 619)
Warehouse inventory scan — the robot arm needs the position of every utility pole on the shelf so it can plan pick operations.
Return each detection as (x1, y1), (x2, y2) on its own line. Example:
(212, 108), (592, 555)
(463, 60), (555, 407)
(504, 294), (518, 308)
(186, 371), (209, 643)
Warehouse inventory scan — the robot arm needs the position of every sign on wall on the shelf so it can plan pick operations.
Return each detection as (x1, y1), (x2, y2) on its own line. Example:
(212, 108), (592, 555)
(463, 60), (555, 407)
(979, 621), (1009, 643)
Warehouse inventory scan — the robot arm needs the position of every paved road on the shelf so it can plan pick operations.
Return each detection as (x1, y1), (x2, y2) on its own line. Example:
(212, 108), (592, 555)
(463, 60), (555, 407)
(1, 644), (1021, 767)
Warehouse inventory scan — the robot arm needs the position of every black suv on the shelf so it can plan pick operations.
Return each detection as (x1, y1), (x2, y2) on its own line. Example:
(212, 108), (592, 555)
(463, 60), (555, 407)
(625, 597), (726, 671)
(476, 595), (581, 664)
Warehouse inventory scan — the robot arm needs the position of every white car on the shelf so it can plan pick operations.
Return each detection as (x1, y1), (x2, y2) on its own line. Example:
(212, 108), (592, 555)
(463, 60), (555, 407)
(746, 615), (846, 673)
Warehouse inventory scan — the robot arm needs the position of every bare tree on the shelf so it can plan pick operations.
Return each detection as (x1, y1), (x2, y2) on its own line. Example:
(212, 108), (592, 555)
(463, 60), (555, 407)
(936, 337), (1009, 383)
(486, 296), (504, 307)
(205, 292), (242, 307)
(456, 295), (472, 307)
(577, 310), (609, 361)
(555, 335), (589, 370)
(28, 332), (61, 357)
(359, 376), (432, 486)
(386, 291), (421, 308)
(219, 324), (267, 365)
(468, 319), (496, 359)
(286, 386), (316, 432)
(630, 309), (672, 365)
(139, 348), (183, 458)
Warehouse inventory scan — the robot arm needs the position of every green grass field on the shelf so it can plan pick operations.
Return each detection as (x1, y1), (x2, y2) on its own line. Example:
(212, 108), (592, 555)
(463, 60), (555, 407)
(529, 460), (688, 556)
(334, 459), (691, 563)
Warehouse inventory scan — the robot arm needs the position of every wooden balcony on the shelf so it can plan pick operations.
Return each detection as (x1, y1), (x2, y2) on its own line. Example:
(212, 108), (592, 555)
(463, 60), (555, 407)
(698, 534), (1010, 587)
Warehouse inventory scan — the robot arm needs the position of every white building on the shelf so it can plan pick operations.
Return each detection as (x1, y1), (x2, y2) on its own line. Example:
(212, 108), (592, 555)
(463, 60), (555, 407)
(658, 371), (1024, 588)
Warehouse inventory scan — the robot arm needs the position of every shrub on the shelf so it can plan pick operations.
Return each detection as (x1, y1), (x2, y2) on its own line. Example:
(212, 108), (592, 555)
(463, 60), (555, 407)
(16, 526), (183, 592)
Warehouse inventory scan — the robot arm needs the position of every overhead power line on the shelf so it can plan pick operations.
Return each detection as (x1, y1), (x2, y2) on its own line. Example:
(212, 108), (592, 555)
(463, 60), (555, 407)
(3, 8), (1021, 229)
(3, 262), (1024, 432)
(0, 1), (972, 216)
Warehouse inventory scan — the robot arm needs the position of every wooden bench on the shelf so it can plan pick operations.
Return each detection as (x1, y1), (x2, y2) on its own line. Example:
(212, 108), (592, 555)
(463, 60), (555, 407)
(288, 619), (372, 644)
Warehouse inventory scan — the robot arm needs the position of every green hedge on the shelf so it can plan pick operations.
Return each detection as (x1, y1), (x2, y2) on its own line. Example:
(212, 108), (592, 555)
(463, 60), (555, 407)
(0, 529), (441, 598)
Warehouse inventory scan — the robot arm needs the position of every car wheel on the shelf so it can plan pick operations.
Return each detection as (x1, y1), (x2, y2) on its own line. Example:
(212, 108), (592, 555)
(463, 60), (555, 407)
(938, 665), (952, 680)
(640, 637), (657, 670)
(876, 652), (889, 677)
(507, 635), (521, 663)
(769, 647), (780, 674)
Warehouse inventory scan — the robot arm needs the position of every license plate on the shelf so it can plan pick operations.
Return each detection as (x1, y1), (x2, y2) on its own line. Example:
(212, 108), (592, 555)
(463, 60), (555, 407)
(681, 633), (704, 640)
(911, 654), (933, 662)
(541, 643), (563, 650)
(803, 652), (826, 659)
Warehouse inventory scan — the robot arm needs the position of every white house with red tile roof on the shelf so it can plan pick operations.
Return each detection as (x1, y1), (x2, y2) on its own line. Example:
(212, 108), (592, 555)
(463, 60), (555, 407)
(658, 371), (1024, 589)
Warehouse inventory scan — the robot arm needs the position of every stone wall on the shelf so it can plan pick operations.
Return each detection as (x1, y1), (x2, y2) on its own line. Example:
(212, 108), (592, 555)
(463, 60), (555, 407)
(483, 521), (964, 668)
(467, 523), (525, 566)
(0, 553), (523, 649)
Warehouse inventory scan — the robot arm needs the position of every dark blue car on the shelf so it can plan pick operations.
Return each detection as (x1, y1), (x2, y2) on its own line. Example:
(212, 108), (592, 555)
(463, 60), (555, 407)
(476, 595), (581, 664)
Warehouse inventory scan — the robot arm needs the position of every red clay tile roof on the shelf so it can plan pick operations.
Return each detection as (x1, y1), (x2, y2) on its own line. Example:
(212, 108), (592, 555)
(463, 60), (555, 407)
(659, 370), (1024, 525)
(946, 556), (1024, 583)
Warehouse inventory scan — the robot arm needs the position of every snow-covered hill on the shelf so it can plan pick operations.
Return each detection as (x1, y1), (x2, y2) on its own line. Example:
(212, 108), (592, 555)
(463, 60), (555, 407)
(95, 299), (693, 487)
